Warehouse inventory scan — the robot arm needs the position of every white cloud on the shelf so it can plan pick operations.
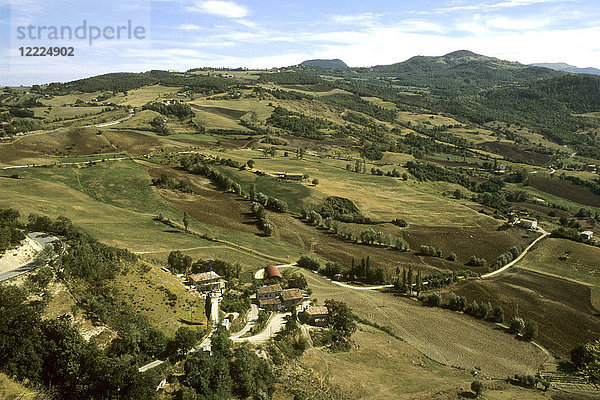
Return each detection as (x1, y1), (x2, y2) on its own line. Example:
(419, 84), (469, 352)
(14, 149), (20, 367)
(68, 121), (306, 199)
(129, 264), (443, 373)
(177, 24), (204, 31)
(186, 1), (248, 18)
(331, 12), (380, 26)
(433, 0), (574, 13)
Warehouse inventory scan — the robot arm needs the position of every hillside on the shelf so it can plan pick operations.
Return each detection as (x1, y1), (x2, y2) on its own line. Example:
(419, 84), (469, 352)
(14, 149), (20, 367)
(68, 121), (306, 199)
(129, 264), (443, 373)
(531, 62), (600, 76)
(2, 49), (600, 399)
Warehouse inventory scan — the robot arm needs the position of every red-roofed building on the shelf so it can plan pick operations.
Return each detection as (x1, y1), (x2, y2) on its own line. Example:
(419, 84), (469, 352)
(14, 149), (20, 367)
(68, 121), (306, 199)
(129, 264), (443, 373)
(264, 265), (282, 280)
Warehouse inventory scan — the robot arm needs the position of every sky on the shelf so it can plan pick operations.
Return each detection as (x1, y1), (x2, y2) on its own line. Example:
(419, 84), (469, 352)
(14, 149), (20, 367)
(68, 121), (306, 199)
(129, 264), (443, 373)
(1, 0), (599, 85)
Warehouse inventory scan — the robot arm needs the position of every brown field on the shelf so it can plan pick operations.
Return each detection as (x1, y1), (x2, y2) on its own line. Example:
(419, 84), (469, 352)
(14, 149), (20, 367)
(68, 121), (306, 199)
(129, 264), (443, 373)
(449, 269), (600, 358)
(142, 161), (260, 236)
(402, 225), (536, 270)
(528, 175), (600, 208)
(304, 271), (550, 378)
(142, 162), (535, 277)
(481, 141), (553, 165)
(0, 128), (116, 166)
(190, 104), (249, 120)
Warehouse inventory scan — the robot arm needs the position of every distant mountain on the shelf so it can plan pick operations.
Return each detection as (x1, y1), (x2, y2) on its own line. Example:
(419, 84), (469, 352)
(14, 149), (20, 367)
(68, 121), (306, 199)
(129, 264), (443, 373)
(530, 62), (600, 76)
(300, 59), (348, 68)
(367, 50), (564, 94)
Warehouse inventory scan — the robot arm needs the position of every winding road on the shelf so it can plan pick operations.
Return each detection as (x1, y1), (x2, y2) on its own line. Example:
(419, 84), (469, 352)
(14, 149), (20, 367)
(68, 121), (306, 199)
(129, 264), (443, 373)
(481, 227), (549, 279)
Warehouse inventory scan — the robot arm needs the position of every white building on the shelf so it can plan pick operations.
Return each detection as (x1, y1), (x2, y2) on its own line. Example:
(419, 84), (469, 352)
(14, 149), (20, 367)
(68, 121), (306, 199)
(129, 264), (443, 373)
(518, 219), (538, 229)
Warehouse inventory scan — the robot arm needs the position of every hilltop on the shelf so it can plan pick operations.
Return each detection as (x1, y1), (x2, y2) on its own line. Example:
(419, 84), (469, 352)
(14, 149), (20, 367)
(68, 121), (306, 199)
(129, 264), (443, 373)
(299, 58), (348, 68)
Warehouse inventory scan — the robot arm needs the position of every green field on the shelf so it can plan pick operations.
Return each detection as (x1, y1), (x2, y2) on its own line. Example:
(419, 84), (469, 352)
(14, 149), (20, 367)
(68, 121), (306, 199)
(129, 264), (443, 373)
(0, 160), (303, 267)
(203, 148), (499, 227)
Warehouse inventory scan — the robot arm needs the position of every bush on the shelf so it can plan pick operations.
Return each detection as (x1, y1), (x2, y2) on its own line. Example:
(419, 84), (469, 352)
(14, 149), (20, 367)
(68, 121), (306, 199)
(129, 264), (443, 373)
(471, 379), (484, 396)
(523, 320), (538, 341)
(297, 255), (320, 271)
(467, 255), (487, 267)
(487, 304), (505, 323)
(447, 292), (467, 311)
(424, 292), (442, 307)
(510, 316), (525, 334)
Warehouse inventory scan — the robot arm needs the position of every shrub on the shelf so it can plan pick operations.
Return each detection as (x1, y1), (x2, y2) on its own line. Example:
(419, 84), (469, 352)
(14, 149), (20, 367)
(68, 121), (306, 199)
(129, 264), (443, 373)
(297, 255), (320, 271)
(447, 252), (457, 262)
(510, 317), (525, 334)
(471, 380), (484, 396)
(523, 320), (538, 341)
(467, 255), (487, 267)
(465, 300), (479, 316)
(424, 292), (442, 307)
(447, 292), (467, 311)
(487, 304), (505, 323)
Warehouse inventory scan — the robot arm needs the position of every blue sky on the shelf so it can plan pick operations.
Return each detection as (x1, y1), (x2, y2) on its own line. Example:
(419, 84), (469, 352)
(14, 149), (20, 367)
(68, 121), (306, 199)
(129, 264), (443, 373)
(1, 0), (599, 85)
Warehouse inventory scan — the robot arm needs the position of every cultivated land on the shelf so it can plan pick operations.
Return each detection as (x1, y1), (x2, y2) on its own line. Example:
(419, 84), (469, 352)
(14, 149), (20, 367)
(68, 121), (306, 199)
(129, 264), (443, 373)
(303, 270), (549, 379)
(2, 53), (600, 398)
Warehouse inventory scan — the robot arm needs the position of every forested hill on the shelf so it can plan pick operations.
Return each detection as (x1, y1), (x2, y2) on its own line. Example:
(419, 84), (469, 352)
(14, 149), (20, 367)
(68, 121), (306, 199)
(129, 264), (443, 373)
(365, 50), (564, 95)
(530, 62), (600, 76)
(43, 70), (232, 95)
(300, 59), (348, 68)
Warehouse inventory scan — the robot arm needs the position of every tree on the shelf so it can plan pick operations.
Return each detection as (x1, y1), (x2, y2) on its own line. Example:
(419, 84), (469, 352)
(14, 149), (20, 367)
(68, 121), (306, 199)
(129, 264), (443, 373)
(471, 380), (484, 397)
(324, 299), (356, 342)
(249, 183), (256, 201)
(424, 292), (442, 307)
(510, 316), (525, 334)
(168, 250), (192, 274)
(312, 178), (319, 186)
(488, 304), (505, 323)
(205, 294), (212, 323)
(183, 212), (190, 232)
(262, 222), (273, 236)
(247, 159), (255, 169)
(287, 273), (307, 289)
(415, 269), (423, 296)
(523, 320), (538, 341)
(172, 327), (198, 354)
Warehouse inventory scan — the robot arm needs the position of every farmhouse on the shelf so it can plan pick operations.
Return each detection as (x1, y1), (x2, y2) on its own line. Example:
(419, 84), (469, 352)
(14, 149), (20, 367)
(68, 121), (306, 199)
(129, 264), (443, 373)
(304, 306), (329, 327)
(275, 172), (304, 181)
(189, 271), (226, 292)
(264, 265), (283, 280)
(256, 283), (282, 301)
(281, 288), (303, 309)
(256, 284), (303, 311)
(581, 231), (594, 240)
(518, 218), (538, 229)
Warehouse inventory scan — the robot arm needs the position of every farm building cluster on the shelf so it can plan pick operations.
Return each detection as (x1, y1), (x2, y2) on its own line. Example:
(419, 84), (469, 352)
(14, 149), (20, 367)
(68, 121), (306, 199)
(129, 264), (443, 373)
(256, 284), (303, 312)
(256, 265), (328, 327)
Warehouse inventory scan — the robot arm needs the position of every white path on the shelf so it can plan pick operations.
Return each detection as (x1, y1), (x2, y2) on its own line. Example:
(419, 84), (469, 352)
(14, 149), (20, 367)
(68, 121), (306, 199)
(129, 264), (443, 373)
(481, 227), (549, 279)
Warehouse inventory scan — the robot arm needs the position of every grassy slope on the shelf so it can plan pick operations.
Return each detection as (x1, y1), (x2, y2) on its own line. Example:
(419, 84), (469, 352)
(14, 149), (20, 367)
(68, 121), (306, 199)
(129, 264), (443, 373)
(202, 148), (500, 227)
(0, 160), (302, 267)
(292, 326), (547, 400)
(517, 238), (600, 309)
(303, 270), (548, 379)
(0, 373), (49, 400)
